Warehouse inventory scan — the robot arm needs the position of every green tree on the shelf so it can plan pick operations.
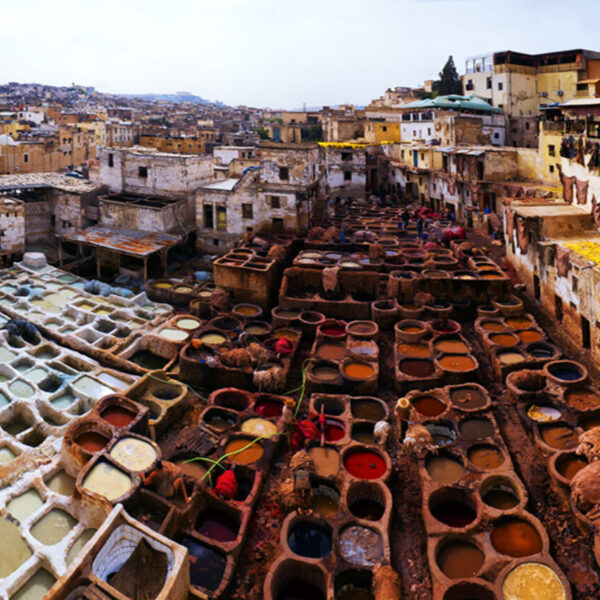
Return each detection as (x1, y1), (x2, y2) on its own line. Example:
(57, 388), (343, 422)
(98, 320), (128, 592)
(433, 56), (463, 96)
(253, 127), (270, 140)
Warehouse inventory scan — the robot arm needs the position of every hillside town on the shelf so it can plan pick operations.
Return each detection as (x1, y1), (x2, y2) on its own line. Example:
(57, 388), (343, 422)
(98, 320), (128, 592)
(1, 44), (600, 600)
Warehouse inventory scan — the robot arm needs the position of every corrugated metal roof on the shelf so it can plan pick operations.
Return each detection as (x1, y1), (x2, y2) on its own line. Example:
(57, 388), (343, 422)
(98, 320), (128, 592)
(402, 94), (503, 113)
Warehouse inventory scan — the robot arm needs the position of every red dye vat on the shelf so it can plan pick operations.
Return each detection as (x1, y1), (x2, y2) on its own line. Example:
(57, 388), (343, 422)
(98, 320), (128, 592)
(320, 325), (346, 337)
(76, 431), (108, 453)
(344, 449), (386, 479)
(196, 509), (239, 542)
(101, 406), (135, 428)
(313, 418), (345, 442)
(254, 399), (283, 418)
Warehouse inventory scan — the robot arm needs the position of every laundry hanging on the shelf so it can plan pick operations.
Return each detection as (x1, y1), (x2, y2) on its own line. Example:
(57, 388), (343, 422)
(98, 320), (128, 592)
(504, 206), (515, 242)
(576, 178), (589, 205)
(592, 196), (600, 228)
(558, 165), (575, 203)
(555, 244), (571, 278)
(516, 216), (529, 254)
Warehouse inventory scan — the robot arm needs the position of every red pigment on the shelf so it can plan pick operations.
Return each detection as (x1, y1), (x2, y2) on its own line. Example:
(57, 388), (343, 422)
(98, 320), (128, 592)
(253, 399), (283, 418)
(413, 396), (446, 417)
(344, 449), (386, 479)
(313, 418), (345, 442)
(320, 325), (346, 337)
(399, 359), (435, 377)
(101, 407), (135, 428)
(76, 432), (108, 453)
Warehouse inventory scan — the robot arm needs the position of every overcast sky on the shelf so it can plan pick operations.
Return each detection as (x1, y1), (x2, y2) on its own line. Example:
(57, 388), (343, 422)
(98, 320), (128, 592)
(1, 0), (598, 108)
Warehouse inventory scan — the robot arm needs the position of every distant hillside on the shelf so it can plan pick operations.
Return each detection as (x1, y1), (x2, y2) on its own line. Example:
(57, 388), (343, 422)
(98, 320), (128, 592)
(121, 91), (226, 106)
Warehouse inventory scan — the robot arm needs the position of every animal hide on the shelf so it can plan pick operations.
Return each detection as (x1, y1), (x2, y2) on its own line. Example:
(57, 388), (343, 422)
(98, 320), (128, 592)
(372, 564), (402, 600)
(369, 243), (386, 259)
(555, 244), (570, 278)
(571, 461), (600, 515)
(593, 196), (600, 228)
(322, 266), (340, 293)
(516, 216), (529, 254)
(576, 178), (589, 205)
(504, 207), (515, 243)
(558, 165), (575, 204)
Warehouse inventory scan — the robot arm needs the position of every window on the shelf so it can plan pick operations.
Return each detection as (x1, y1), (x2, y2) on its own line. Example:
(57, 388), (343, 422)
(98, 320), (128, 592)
(269, 196), (281, 209)
(138, 166), (148, 178)
(341, 151), (352, 161)
(550, 165), (555, 173)
(466, 79), (474, 91)
(279, 166), (289, 180)
(272, 217), (284, 232)
(203, 205), (214, 229)
(213, 239), (219, 246)
(382, 126), (387, 132)
(582, 316), (591, 349)
(421, 153), (424, 160)
(427, 128), (431, 136)
(242, 204), (253, 219)
(494, 133), (499, 139)
(548, 145), (555, 157)
(108, 153), (114, 167)
(525, 122), (530, 130)
(555, 294), (563, 322)
(498, 82), (504, 91)
(23, 154), (28, 163)
(344, 171), (352, 181)
(487, 77), (492, 89)
(216, 206), (227, 230)
(572, 275), (578, 293)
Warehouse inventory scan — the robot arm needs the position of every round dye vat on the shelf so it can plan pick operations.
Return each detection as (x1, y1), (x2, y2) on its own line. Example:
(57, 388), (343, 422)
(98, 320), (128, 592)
(490, 333), (519, 347)
(336, 583), (373, 600)
(339, 526), (383, 566)
(468, 445), (504, 470)
(352, 424), (375, 445)
(349, 496), (384, 521)
(309, 446), (340, 477)
(498, 351), (526, 365)
(245, 323), (270, 336)
(437, 540), (484, 579)
(431, 499), (476, 528)
(399, 325), (425, 334)
(347, 321), (378, 337)
(528, 344), (555, 359)
(397, 343), (431, 358)
(75, 432), (109, 453)
(350, 342), (377, 357)
(101, 406), (135, 428)
(431, 321), (460, 334)
(527, 405), (561, 423)
(506, 316), (533, 329)
(482, 321), (505, 333)
(413, 395), (446, 417)
(547, 362), (584, 382)
(225, 438), (264, 465)
(9, 381), (34, 398)
(275, 308), (301, 319)
(482, 484), (520, 510)
(399, 359), (435, 378)
(176, 318), (201, 330)
(343, 362), (375, 380)
(352, 399), (385, 421)
(344, 449), (386, 480)
(502, 562), (567, 600)
(233, 304), (261, 316)
(459, 418), (494, 441)
(179, 535), (226, 592)
(176, 459), (206, 481)
(311, 485), (340, 516)
(288, 521), (332, 558)
(241, 418), (277, 437)
(540, 424), (578, 450)
(109, 437), (157, 472)
(313, 418), (345, 442)
(173, 285), (194, 293)
(320, 324), (346, 337)
(435, 339), (469, 354)
(196, 510), (239, 542)
(253, 398), (283, 418)
(272, 328), (300, 341)
(426, 424), (457, 447)
(450, 386), (487, 410)
(518, 330), (543, 343)
(556, 454), (588, 481)
(312, 365), (340, 382)
(198, 332), (227, 345)
(277, 582), (326, 600)
(439, 355), (476, 372)
(316, 343), (346, 361)
(204, 409), (236, 431)
(159, 328), (188, 342)
(490, 518), (542, 557)
(565, 389), (600, 411)
(427, 455), (465, 484)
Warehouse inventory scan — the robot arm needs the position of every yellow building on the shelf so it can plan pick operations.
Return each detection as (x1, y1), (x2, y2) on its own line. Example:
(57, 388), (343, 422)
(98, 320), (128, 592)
(77, 121), (106, 148)
(364, 121), (401, 144)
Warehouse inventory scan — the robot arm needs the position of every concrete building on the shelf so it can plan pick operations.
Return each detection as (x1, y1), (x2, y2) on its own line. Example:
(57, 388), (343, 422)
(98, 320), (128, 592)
(319, 142), (367, 201)
(99, 147), (214, 199)
(322, 106), (365, 142)
(0, 197), (24, 263)
(105, 121), (136, 147)
(464, 49), (600, 147)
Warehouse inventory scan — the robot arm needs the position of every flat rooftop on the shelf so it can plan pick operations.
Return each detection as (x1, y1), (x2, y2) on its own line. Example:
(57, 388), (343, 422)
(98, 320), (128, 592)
(0, 173), (99, 193)
(201, 178), (240, 191)
(61, 226), (179, 257)
(511, 203), (589, 218)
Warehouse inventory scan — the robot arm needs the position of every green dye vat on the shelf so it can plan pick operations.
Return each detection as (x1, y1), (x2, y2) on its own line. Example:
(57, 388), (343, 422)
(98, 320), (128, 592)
(130, 350), (169, 370)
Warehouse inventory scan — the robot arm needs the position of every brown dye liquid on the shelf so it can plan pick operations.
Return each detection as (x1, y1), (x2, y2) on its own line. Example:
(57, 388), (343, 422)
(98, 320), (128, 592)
(468, 445), (504, 470)
(490, 334), (519, 347)
(506, 317), (533, 329)
(437, 541), (484, 579)
(490, 519), (542, 557)
(311, 492), (339, 517)
(399, 359), (435, 377)
(352, 400), (384, 421)
(316, 344), (346, 361)
(459, 419), (494, 440)
(558, 456), (588, 481)
(435, 339), (469, 354)
(518, 330), (543, 343)
(413, 396), (446, 417)
(313, 367), (340, 381)
(439, 355), (476, 371)
(427, 456), (465, 484)
(482, 321), (505, 332)
(344, 362), (375, 379)
(400, 325), (423, 333)
(451, 387), (486, 410)
(309, 447), (340, 477)
(540, 424), (578, 450)
(483, 488), (519, 510)
(397, 343), (431, 358)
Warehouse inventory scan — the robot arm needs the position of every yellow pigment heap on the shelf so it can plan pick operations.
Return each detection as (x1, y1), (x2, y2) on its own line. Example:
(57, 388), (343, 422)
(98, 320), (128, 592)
(564, 241), (600, 266)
